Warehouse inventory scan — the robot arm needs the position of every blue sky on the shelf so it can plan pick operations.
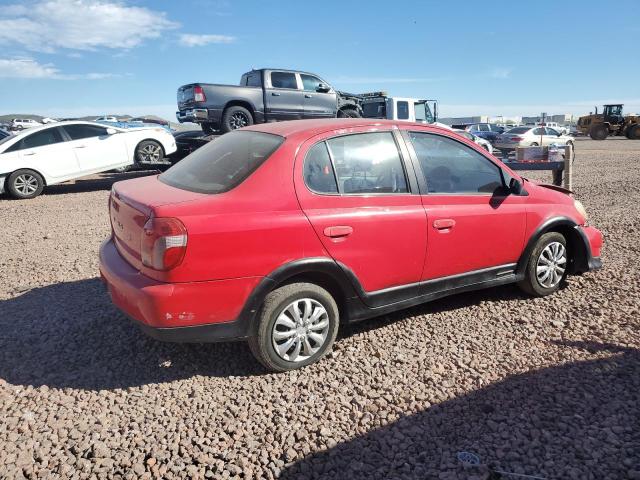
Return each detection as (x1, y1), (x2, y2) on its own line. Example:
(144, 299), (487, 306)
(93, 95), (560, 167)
(1, 0), (638, 120)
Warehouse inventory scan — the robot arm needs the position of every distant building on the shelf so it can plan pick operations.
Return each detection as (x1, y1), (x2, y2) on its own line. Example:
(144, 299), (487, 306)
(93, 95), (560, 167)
(440, 113), (577, 127)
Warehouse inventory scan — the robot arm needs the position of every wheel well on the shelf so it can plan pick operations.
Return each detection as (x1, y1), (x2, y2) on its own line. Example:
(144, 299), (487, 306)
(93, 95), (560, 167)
(544, 224), (588, 274)
(224, 101), (255, 119)
(338, 105), (358, 113)
(273, 271), (348, 321)
(7, 168), (47, 186)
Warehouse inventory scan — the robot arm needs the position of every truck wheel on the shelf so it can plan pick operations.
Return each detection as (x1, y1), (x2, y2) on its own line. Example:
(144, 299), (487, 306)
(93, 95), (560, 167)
(337, 108), (361, 118)
(248, 282), (339, 372)
(7, 169), (45, 199)
(201, 123), (217, 135)
(589, 124), (608, 140)
(221, 106), (253, 133)
(628, 125), (640, 140)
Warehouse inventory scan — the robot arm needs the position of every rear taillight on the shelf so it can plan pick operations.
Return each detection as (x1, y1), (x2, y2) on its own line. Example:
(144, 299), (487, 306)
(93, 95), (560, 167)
(510, 136), (523, 141)
(141, 217), (187, 271)
(193, 86), (206, 103)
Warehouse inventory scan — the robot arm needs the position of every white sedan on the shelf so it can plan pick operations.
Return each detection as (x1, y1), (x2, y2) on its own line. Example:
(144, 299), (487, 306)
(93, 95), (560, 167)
(453, 129), (494, 154)
(0, 121), (176, 199)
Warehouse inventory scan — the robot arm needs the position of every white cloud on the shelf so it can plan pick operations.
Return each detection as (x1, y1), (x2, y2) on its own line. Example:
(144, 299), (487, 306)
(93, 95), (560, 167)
(0, 57), (125, 80)
(179, 33), (235, 47)
(0, 0), (178, 52)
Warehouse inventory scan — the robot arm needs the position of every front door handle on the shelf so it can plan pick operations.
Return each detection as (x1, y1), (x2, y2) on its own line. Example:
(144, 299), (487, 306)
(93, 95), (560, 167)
(305, 94), (313, 98)
(271, 92), (281, 96)
(433, 219), (456, 230)
(74, 145), (87, 149)
(323, 226), (353, 238)
(23, 152), (36, 156)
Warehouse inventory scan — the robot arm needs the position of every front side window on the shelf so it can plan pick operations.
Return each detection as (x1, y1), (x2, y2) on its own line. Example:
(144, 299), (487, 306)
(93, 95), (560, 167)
(546, 127), (559, 136)
(408, 132), (504, 194)
(396, 101), (409, 120)
(326, 132), (408, 194)
(478, 124), (490, 132)
(270, 72), (298, 89)
(300, 74), (324, 92)
(303, 142), (338, 193)
(160, 131), (284, 194)
(63, 124), (109, 140)
(11, 128), (65, 151)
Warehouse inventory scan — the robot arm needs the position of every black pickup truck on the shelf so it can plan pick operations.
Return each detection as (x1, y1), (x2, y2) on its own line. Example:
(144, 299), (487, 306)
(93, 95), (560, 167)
(176, 68), (363, 134)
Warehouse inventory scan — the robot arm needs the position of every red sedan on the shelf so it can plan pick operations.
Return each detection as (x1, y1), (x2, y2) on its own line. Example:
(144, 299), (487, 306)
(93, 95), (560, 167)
(100, 119), (602, 371)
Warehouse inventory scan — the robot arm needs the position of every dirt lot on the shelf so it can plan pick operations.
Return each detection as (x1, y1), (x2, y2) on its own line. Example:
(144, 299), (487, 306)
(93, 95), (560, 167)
(1, 138), (639, 479)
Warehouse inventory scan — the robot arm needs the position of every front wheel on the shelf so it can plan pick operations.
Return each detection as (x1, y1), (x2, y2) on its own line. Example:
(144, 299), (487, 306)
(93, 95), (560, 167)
(135, 140), (164, 164)
(628, 125), (640, 140)
(590, 124), (608, 140)
(337, 108), (361, 118)
(248, 283), (339, 372)
(7, 169), (45, 199)
(518, 232), (568, 297)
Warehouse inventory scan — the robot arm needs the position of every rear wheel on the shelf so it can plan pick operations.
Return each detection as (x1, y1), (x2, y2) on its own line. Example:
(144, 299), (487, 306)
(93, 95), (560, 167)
(221, 106), (253, 133)
(248, 283), (339, 372)
(136, 140), (164, 164)
(337, 108), (361, 118)
(530, 142), (539, 147)
(7, 169), (44, 199)
(590, 124), (608, 140)
(518, 232), (568, 297)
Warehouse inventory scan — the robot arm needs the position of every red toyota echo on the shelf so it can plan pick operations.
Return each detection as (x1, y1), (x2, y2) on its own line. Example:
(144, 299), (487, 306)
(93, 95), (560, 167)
(99, 119), (603, 371)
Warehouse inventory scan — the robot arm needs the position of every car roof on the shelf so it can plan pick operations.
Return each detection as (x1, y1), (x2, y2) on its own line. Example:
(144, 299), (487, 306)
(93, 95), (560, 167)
(7, 120), (123, 138)
(243, 118), (454, 138)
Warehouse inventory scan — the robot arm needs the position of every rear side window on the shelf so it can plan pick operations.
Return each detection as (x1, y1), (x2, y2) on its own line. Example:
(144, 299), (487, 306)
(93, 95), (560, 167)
(243, 72), (261, 87)
(408, 132), (503, 194)
(303, 142), (338, 193)
(159, 131), (284, 194)
(396, 101), (409, 120)
(63, 124), (108, 140)
(270, 72), (298, 89)
(9, 128), (64, 152)
(326, 132), (408, 194)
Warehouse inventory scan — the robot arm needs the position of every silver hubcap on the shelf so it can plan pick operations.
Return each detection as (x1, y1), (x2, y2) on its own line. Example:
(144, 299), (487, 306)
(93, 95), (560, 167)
(536, 241), (567, 288)
(139, 144), (161, 162)
(271, 298), (330, 363)
(14, 174), (38, 195)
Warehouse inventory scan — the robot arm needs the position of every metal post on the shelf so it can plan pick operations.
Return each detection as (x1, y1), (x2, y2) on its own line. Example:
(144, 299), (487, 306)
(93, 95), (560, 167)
(564, 143), (573, 190)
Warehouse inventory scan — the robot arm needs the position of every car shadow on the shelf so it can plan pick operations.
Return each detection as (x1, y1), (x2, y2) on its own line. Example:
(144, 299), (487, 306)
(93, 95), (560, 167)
(279, 340), (639, 479)
(43, 170), (158, 195)
(0, 279), (556, 391)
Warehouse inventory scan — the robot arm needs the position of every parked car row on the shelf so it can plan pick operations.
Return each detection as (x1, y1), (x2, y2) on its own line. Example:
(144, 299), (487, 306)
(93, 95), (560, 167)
(0, 121), (176, 199)
(494, 126), (575, 153)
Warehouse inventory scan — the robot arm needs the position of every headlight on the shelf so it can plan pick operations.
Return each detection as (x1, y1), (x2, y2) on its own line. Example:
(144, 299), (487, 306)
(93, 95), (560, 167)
(574, 199), (588, 223)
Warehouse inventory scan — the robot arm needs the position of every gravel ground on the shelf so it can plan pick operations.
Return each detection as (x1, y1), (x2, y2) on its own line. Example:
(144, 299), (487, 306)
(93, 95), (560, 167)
(1, 138), (639, 479)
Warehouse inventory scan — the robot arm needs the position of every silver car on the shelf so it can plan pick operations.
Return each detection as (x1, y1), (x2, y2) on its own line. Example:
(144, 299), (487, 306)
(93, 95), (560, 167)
(495, 126), (575, 152)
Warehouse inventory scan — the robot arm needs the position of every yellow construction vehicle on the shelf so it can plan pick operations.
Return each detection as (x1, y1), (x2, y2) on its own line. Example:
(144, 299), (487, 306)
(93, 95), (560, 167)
(577, 104), (640, 140)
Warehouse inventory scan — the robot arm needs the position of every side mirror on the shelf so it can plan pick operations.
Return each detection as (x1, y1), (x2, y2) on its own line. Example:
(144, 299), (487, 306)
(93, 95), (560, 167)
(508, 177), (523, 195)
(316, 83), (331, 93)
(106, 128), (117, 135)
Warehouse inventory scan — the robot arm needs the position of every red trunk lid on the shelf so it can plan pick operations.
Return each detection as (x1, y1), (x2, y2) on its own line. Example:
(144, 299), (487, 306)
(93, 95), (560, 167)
(109, 175), (206, 271)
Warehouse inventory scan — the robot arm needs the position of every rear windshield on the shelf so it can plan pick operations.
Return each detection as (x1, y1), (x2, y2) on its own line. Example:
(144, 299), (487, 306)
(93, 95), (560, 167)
(506, 127), (531, 134)
(159, 131), (284, 194)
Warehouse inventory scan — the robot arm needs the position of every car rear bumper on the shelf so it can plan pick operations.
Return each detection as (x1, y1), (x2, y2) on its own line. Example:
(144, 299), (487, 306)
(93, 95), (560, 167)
(176, 108), (222, 126)
(99, 238), (261, 342)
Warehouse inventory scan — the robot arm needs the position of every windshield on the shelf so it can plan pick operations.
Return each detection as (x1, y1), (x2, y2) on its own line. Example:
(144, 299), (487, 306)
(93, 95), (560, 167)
(159, 131), (284, 194)
(414, 102), (434, 123)
(506, 127), (531, 134)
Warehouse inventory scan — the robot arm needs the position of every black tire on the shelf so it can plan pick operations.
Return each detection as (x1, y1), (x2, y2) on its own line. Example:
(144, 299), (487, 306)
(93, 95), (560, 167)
(518, 232), (568, 297)
(135, 140), (164, 164)
(7, 169), (45, 199)
(337, 108), (361, 118)
(628, 124), (640, 140)
(221, 106), (253, 133)
(201, 123), (217, 135)
(589, 124), (608, 140)
(248, 282), (339, 372)
(530, 142), (539, 147)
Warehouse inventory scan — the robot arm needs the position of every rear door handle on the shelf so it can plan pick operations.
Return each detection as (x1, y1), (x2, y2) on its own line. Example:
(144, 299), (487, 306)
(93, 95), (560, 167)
(271, 92), (281, 96)
(433, 219), (456, 230)
(305, 94), (313, 98)
(23, 152), (36, 156)
(74, 145), (87, 149)
(323, 226), (353, 238)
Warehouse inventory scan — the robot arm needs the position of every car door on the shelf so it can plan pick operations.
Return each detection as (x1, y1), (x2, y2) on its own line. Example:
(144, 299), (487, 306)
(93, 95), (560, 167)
(264, 71), (304, 121)
(294, 128), (428, 306)
(544, 127), (561, 145)
(10, 127), (79, 180)
(299, 73), (337, 119)
(403, 129), (527, 281)
(61, 124), (128, 172)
